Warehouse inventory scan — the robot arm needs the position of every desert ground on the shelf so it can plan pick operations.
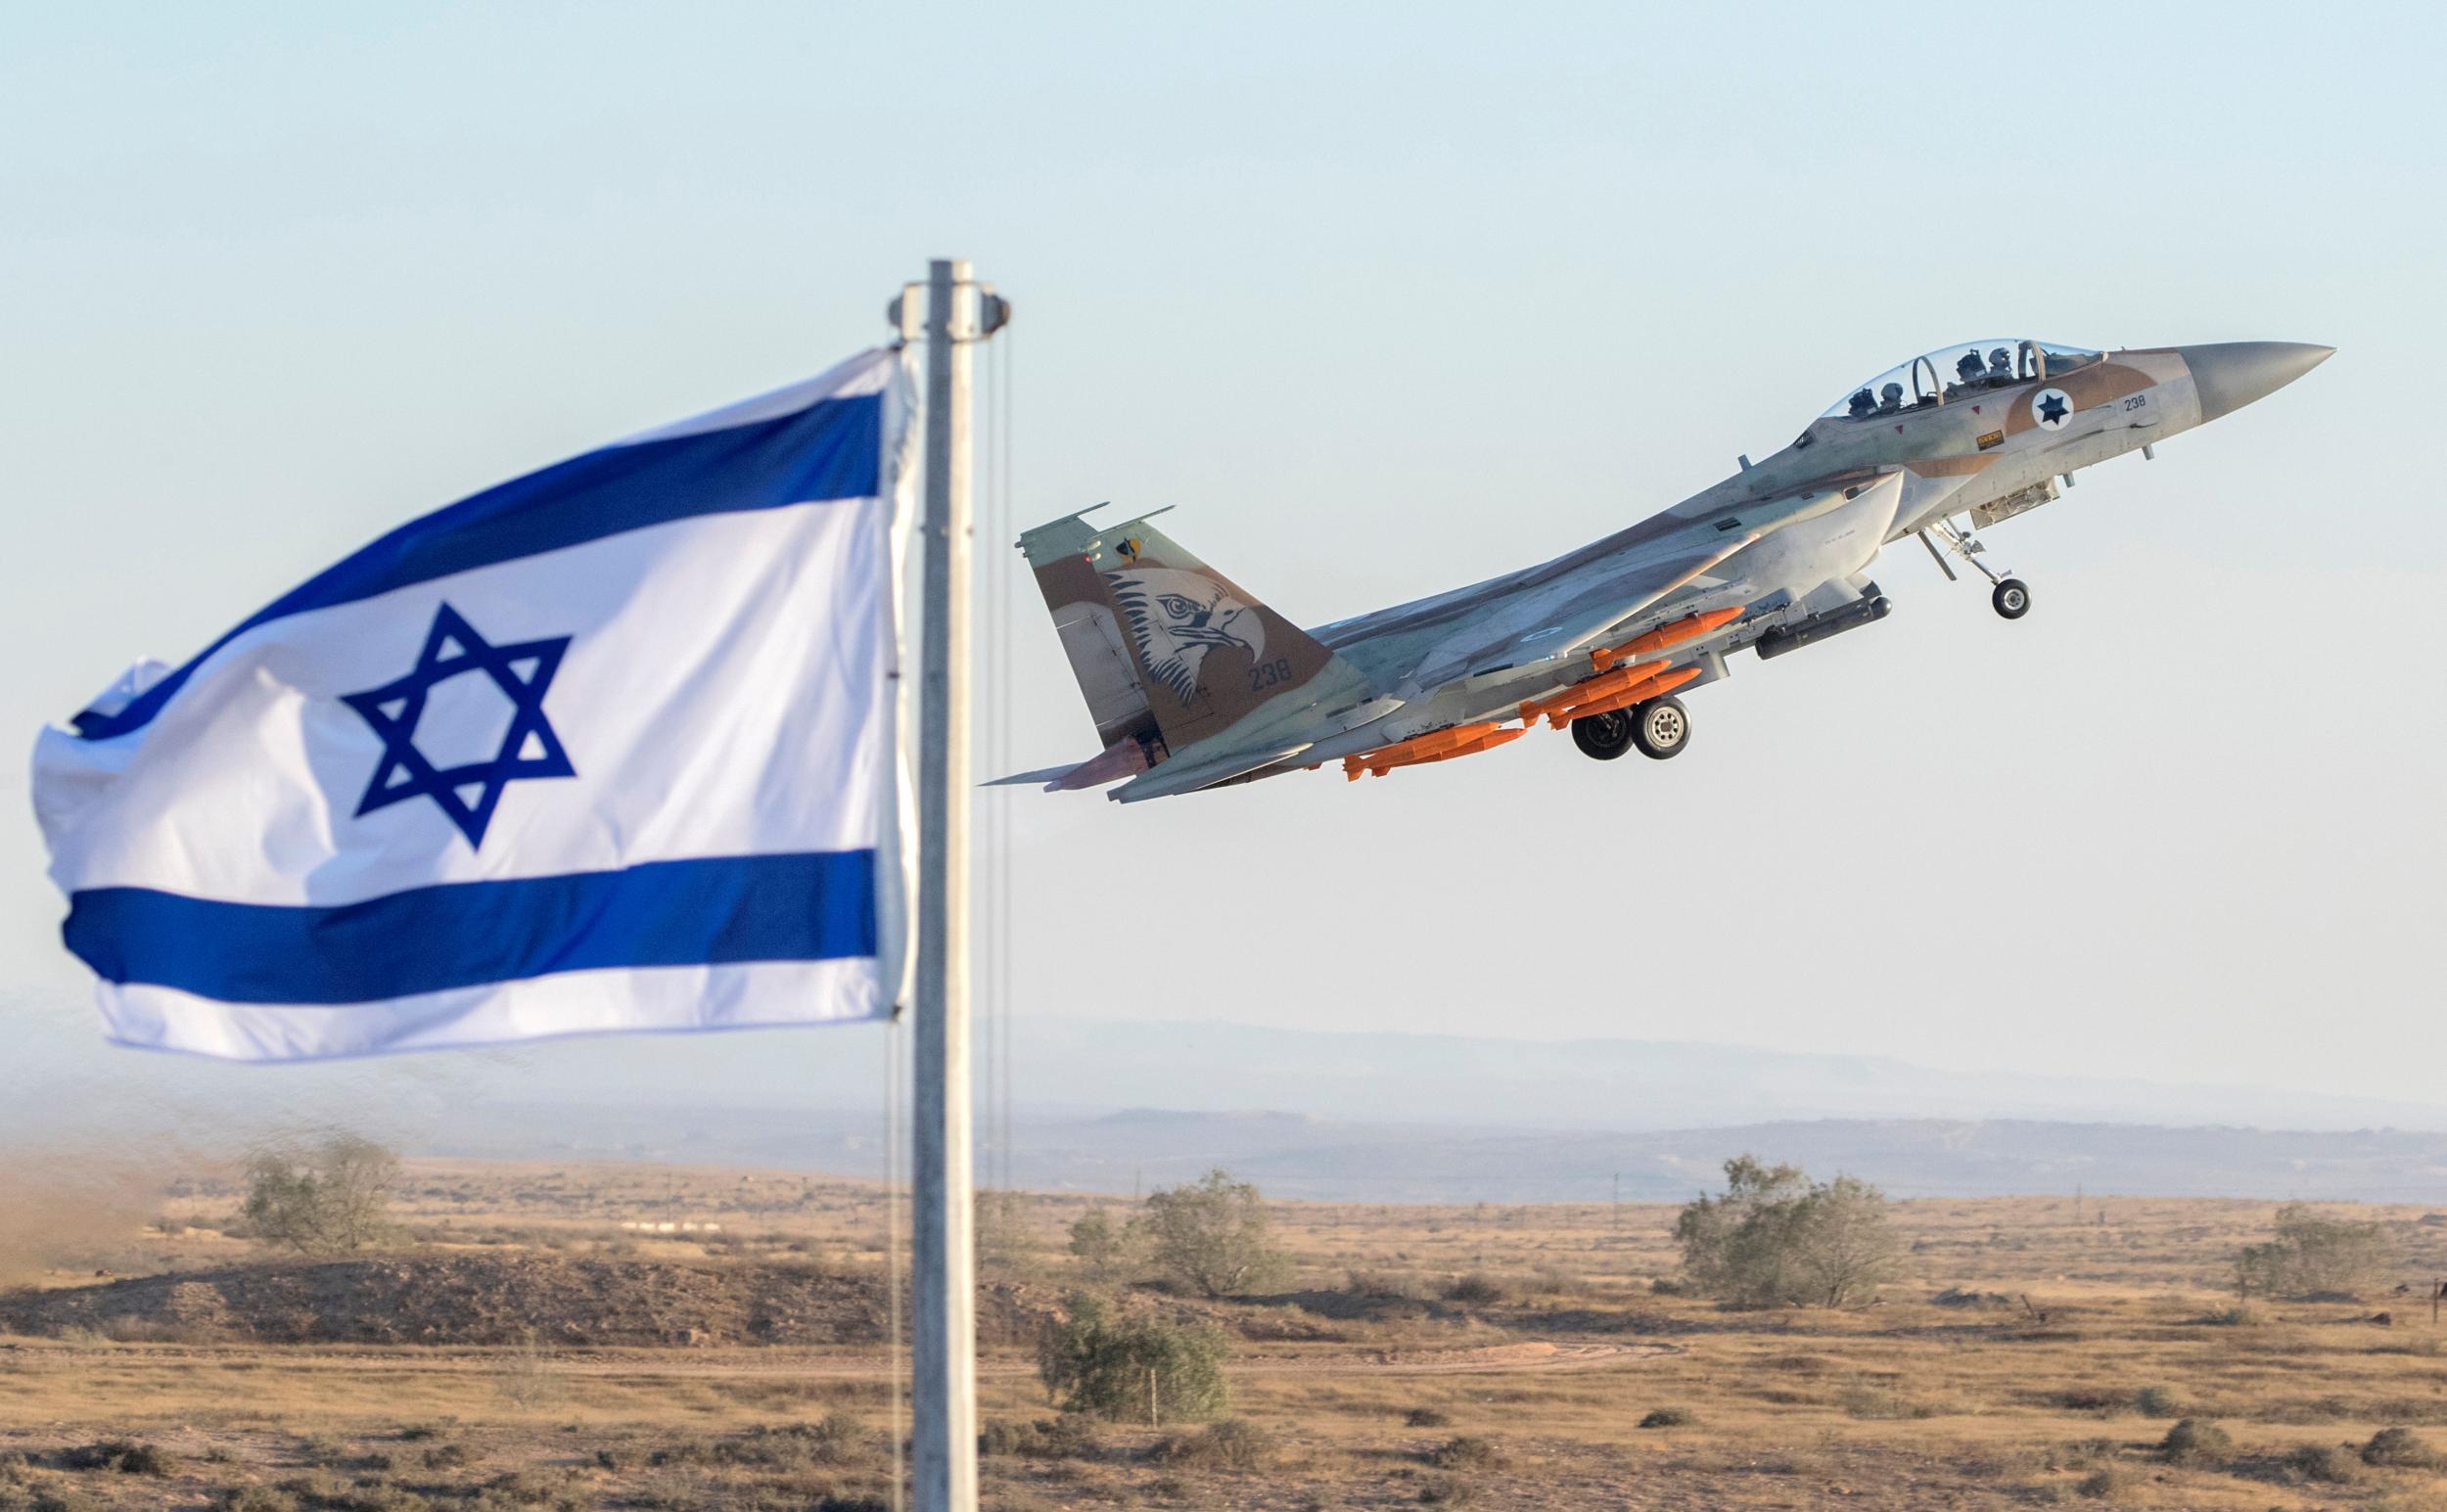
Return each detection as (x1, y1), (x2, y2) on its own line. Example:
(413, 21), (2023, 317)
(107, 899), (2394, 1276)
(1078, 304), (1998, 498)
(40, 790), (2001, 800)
(5, 1158), (2447, 1510)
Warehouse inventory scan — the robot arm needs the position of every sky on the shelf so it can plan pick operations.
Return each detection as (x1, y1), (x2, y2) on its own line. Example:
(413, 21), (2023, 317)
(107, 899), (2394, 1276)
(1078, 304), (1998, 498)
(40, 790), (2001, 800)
(3, 2), (2442, 1145)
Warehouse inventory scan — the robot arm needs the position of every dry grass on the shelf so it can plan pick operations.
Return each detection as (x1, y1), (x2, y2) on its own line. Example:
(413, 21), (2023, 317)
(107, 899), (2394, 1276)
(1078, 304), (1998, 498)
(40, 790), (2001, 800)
(4, 1158), (2446, 1508)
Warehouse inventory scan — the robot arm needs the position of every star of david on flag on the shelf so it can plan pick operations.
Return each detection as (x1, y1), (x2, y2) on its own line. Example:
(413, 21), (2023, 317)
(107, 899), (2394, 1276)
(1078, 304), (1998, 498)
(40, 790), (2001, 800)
(341, 605), (577, 848)
(32, 347), (916, 1061)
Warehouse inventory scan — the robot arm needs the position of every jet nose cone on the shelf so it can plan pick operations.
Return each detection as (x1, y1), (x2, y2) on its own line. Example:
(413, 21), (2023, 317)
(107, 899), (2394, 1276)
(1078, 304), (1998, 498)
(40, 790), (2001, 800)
(2181, 341), (2335, 423)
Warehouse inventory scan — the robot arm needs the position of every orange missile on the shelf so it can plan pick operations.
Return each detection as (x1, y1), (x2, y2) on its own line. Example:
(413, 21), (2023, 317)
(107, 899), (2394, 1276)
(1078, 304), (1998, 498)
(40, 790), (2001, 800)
(1343, 722), (1523, 781)
(1517, 660), (1670, 726)
(1591, 608), (1744, 670)
(1377, 726), (1526, 775)
(1553, 665), (1703, 727)
(1344, 721), (1496, 779)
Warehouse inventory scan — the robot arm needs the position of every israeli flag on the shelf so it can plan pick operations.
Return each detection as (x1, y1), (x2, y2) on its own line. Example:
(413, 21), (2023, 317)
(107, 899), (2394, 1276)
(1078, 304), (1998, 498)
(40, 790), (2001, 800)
(31, 348), (914, 1061)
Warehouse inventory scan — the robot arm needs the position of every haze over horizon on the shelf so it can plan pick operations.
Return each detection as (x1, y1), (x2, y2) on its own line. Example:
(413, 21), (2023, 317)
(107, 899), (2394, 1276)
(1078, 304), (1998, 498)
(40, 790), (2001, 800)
(5, 5), (2441, 1141)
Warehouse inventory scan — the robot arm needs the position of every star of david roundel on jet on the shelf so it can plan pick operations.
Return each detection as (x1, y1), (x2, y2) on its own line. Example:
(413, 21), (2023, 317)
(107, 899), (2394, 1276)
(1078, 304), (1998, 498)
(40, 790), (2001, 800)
(2031, 388), (2074, 430)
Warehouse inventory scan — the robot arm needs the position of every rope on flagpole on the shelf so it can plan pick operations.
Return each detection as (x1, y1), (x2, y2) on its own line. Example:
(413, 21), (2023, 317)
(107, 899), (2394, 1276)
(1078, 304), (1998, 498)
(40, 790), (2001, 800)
(993, 328), (1017, 1198)
(977, 328), (1004, 1205)
(885, 1013), (908, 1512)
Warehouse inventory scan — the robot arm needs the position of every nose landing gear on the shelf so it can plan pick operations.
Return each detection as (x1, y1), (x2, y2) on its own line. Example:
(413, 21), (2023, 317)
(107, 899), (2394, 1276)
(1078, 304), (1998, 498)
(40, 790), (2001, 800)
(1918, 520), (2034, 620)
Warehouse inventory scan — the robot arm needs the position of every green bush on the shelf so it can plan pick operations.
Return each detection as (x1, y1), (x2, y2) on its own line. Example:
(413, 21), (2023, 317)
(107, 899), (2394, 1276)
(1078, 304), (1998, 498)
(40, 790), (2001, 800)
(1674, 1156), (1900, 1307)
(1135, 1170), (1290, 1298)
(1066, 1208), (1139, 1283)
(242, 1133), (401, 1254)
(2237, 1205), (2398, 1300)
(1037, 1295), (1228, 1424)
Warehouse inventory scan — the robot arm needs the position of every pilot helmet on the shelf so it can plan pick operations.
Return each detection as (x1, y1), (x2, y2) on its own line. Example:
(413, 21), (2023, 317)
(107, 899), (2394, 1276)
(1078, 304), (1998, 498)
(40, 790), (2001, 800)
(1987, 347), (2012, 372)
(1879, 382), (1904, 405)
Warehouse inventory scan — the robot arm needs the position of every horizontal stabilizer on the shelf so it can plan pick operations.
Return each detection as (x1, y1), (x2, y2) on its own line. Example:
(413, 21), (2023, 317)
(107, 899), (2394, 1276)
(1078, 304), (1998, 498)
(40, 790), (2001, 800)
(1110, 743), (1313, 803)
(982, 765), (1079, 789)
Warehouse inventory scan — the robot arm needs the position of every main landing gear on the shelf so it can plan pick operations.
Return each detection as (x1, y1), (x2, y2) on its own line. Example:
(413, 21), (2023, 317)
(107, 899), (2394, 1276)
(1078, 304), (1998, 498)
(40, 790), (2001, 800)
(1570, 696), (1690, 762)
(1918, 520), (2033, 621)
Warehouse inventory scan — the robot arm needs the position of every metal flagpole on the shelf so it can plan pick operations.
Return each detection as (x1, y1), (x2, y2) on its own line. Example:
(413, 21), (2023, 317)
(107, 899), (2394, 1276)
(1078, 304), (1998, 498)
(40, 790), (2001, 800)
(905, 256), (1007, 1512)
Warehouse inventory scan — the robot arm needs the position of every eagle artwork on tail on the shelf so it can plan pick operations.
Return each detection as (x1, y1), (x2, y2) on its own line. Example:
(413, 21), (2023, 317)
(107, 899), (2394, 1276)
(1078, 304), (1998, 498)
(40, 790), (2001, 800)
(1105, 568), (1262, 705)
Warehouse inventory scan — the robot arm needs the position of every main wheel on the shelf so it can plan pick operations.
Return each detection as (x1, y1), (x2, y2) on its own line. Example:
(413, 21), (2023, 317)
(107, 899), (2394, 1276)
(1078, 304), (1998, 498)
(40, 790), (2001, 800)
(1570, 709), (1635, 761)
(1630, 696), (1690, 760)
(1991, 578), (2031, 619)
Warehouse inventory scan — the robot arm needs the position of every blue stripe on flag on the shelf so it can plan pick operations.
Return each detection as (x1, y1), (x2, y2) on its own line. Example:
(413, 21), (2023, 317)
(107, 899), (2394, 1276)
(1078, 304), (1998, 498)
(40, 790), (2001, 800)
(62, 850), (877, 1004)
(73, 391), (882, 741)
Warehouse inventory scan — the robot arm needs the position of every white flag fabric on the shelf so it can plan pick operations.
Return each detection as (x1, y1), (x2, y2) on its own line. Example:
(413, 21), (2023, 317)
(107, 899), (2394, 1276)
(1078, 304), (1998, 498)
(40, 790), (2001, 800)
(31, 347), (914, 1061)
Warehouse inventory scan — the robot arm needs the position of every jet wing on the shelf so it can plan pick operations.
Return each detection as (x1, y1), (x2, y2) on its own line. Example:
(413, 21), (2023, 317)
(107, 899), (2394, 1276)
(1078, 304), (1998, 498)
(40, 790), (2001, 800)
(1395, 471), (1904, 696)
(1402, 533), (1758, 695)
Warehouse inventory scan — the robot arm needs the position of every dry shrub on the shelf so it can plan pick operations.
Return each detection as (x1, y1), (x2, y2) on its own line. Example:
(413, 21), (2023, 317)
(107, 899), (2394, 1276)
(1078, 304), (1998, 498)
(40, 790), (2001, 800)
(1416, 1477), (1482, 1506)
(1442, 1274), (1504, 1306)
(1404, 1407), (1452, 1429)
(2044, 1439), (2119, 1472)
(2364, 1427), (2444, 1469)
(492, 1336), (562, 1409)
(57, 1440), (175, 1476)
(209, 1489), (301, 1512)
(2158, 1418), (2234, 1465)
(2274, 1443), (2359, 1485)
(2133, 1385), (2182, 1417)
(2196, 1304), (2263, 1326)
(481, 1467), (582, 1507)
(1429, 1437), (1504, 1472)
(1638, 1408), (1693, 1429)
(1150, 1419), (1277, 1471)
(978, 1415), (1100, 1461)
(2055, 1387), (2129, 1414)
(648, 1413), (878, 1473)
(1346, 1269), (1428, 1302)
(1838, 1381), (1934, 1421)
(2075, 1467), (2128, 1500)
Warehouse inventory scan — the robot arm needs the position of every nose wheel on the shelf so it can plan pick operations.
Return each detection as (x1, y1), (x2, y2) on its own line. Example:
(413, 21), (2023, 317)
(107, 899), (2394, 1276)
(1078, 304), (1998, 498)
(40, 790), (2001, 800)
(1919, 520), (2034, 621)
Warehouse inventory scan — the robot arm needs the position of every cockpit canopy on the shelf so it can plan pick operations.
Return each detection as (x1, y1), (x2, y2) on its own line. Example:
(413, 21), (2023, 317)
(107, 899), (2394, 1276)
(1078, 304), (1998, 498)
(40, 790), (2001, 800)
(1819, 340), (2103, 421)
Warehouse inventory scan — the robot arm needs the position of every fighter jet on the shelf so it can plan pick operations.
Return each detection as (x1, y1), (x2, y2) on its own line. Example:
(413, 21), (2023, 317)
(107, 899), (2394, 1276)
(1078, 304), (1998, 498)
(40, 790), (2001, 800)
(1010, 339), (2331, 801)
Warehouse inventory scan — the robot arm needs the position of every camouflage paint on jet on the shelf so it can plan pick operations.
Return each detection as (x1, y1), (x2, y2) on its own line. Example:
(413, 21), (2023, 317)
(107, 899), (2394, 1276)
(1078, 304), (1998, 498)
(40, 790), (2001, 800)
(1009, 339), (2332, 801)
